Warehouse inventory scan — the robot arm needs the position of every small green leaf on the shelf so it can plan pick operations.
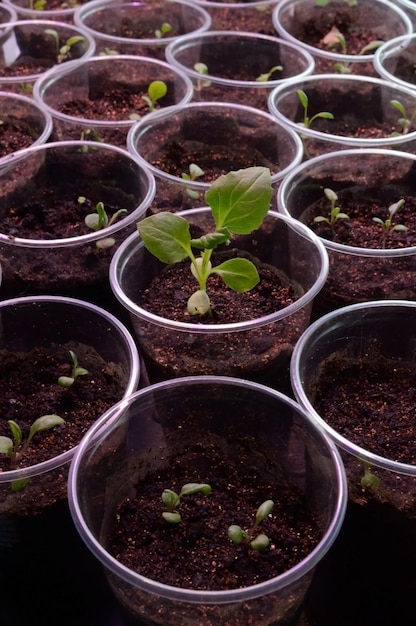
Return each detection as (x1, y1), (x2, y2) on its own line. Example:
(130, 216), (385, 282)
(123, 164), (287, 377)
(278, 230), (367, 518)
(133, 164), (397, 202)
(161, 489), (180, 510)
(66, 35), (84, 47)
(58, 375), (75, 388)
(228, 525), (246, 544)
(180, 483), (212, 497)
(213, 258), (259, 292)
(297, 89), (308, 109)
(205, 166), (272, 234)
(316, 112), (335, 120)
(27, 415), (65, 445)
(11, 477), (30, 492)
(187, 289), (211, 315)
(390, 99), (406, 117)
(255, 500), (274, 524)
(138, 213), (192, 264)
(8, 420), (22, 446)
(162, 511), (181, 524)
(250, 533), (270, 551)
(0, 436), (13, 455)
(148, 81), (167, 103)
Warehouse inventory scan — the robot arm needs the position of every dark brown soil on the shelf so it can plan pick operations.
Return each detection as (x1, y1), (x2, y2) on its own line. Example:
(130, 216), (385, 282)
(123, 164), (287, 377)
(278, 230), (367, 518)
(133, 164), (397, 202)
(108, 442), (320, 591)
(203, 3), (277, 35)
(0, 117), (39, 156)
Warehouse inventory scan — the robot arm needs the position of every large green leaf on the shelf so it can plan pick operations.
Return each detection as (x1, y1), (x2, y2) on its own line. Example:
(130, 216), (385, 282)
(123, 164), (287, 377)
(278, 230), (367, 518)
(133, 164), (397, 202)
(138, 213), (192, 264)
(205, 166), (272, 234)
(212, 258), (259, 291)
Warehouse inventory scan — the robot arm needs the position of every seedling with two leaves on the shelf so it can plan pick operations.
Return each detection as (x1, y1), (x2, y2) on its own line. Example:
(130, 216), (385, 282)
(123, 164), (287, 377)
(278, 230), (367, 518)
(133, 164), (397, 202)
(297, 89), (334, 128)
(181, 163), (205, 200)
(228, 499), (275, 551)
(138, 166), (273, 317)
(0, 415), (65, 490)
(372, 199), (407, 248)
(129, 81), (168, 120)
(390, 99), (416, 136)
(57, 349), (89, 388)
(314, 187), (350, 228)
(44, 28), (85, 63)
(81, 198), (128, 249)
(161, 482), (212, 524)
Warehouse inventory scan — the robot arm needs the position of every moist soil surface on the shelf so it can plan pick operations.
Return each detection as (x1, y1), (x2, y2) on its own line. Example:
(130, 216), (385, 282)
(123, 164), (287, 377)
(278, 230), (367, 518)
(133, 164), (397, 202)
(0, 118), (39, 156)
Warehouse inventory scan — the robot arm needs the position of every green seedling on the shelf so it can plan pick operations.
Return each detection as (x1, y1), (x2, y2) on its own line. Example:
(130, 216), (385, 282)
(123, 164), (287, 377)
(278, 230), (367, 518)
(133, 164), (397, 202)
(30, 0), (46, 10)
(193, 62), (211, 91)
(83, 199), (128, 249)
(57, 349), (89, 388)
(181, 163), (205, 200)
(99, 47), (119, 56)
(161, 482), (212, 524)
(228, 499), (274, 551)
(321, 25), (347, 54)
(360, 461), (380, 491)
(390, 99), (416, 135)
(44, 28), (85, 63)
(138, 166), (273, 317)
(256, 65), (283, 82)
(372, 198), (407, 247)
(297, 89), (334, 128)
(314, 187), (350, 228)
(155, 22), (172, 39)
(332, 40), (384, 73)
(141, 80), (168, 112)
(0, 415), (65, 490)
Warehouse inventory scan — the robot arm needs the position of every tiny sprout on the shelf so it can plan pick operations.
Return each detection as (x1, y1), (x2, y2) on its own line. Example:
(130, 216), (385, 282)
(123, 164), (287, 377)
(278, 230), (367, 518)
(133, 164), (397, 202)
(30, 0), (46, 9)
(142, 80), (168, 112)
(138, 166), (273, 317)
(297, 89), (334, 128)
(155, 22), (173, 39)
(360, 461), (380, 491)
(256, 65), (283, 82)
(44, 29), (85, 63)
(181, 163), (205, 200)
(314, 187), (350, 228)
(161, 482), (212, 524)
(228, 500), (274, 551)
(0, 415), (65, 489)
(84, 200), (128, 249)
(390, 99), (416, 135)
(57, 350), (89, 388)
(372, 199), (407, 247)
(193, 62), (211, 91)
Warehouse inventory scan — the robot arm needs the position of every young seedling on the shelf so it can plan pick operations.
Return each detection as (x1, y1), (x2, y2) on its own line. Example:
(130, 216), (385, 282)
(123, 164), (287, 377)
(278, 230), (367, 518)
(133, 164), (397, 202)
(181, 163), (205, 200)
(141, 80), (168, 112)
(390, 99), (416, 135)
(296, 89), (334, 128)
(372, 198), (407, 248)
(228, 499), (274, 551)
(82, 199), (128, 249)
(44, 28), (85, 63)
(321, 26), (347, 54)
(57, 349), (89, 388)
(137, 166), (273, 317)
(155, 22), (173, 39)
(193, 62), (211, 91)
(360, 461), (380, 491)
(0, 415), (65, 490)
(316, 0), (357, 6)
(256, 65), (283, 82)
(161, 482), (212, 524)
(332, 40), (384, 73)
(314, 187), (350, 228)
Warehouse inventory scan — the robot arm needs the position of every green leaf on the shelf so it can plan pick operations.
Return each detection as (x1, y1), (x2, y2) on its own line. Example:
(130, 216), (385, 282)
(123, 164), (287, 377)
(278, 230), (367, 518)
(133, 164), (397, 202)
(255, 500), (274, 524)
(179, 483), (212, 497)
(390, 99), (406, 117)
(250, 533), (270, 551)
(187, 289), (211, 315)
(162, 511), (181, 524)
(138, 213), (192, 264)
(191, 228), (231, 250)
(66, 35), (84, 47)
(8, 420), (22, 446)
(297, 89), (308, 109)
(205, 166), (272, 234)
(11, 477), (29, 492)
(27, 415), (65, 445)
(213, 258), (259, 292)
(228, 525), (246, 544)
(148, 80), (167, 103)
(0, 436), (13, 455)
(316, 112), (335, 120)
(161, 489), (180, 510)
